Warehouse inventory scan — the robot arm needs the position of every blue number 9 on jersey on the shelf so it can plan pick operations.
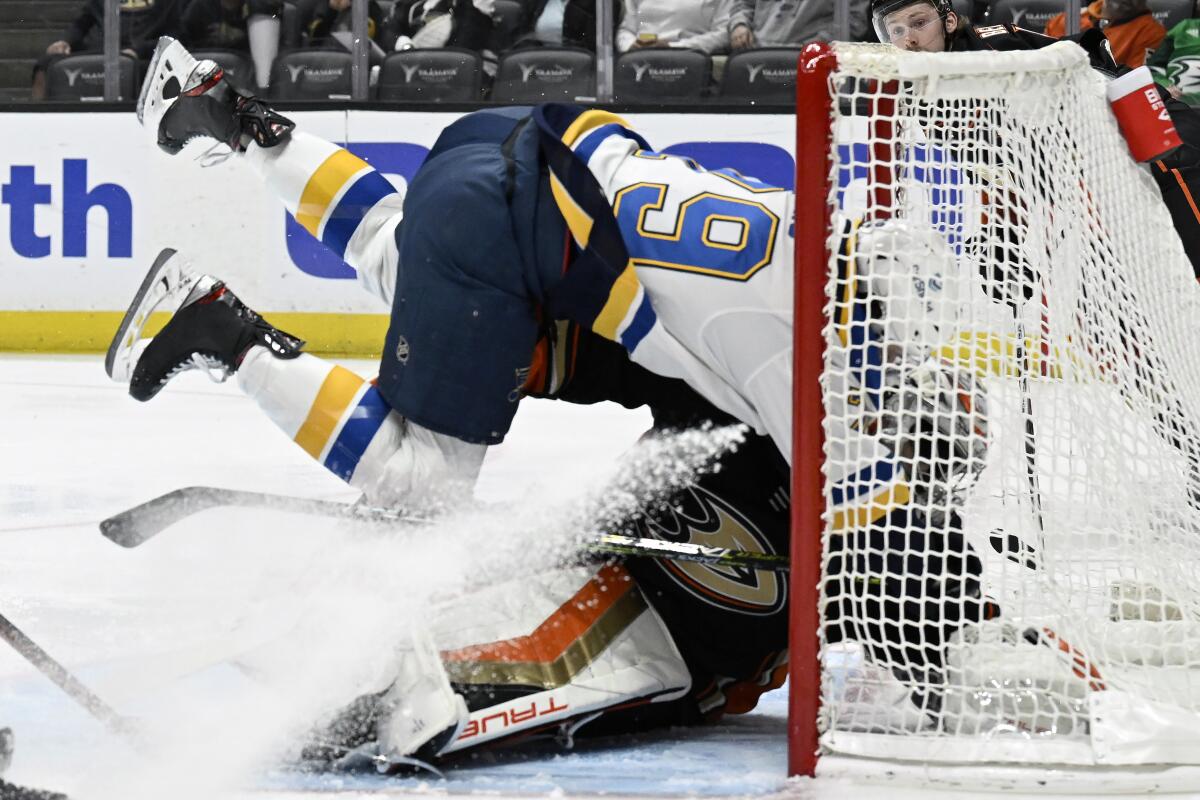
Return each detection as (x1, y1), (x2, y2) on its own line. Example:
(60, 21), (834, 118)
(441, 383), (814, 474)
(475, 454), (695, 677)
(613, 183), (781, 281)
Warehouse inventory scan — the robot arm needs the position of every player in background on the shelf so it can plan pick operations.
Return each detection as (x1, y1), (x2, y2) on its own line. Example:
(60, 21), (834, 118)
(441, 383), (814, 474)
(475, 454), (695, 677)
(107, 36), (992, 766)
(871, 0), (1200, 278)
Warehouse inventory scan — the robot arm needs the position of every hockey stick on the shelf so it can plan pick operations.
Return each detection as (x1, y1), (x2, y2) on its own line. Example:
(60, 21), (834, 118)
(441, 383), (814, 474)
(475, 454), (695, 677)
(100, 487), (791, 572)
(592, 533), (788, 571)
(0, 611), (135, 739)
(1013, 316), (1048, 548)
(100, 486), (431, 548)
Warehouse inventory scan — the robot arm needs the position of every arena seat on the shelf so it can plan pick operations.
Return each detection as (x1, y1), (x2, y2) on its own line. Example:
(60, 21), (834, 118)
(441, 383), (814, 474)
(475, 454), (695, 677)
(281, 1), (303, 50)
(952, 0), (988, 23)
(191, 49), (255, 92)
(45, 54), (136, 101)
(985, 0), (1064, 31)
(491, 0), (526, 51)
(718, 48), (800, 105)
(268, 50), (353, 100)
(614, 49), (710, 104)
(491, 47), (594, 102)
(1148, 0), (1195, 31)
(377, 48), (483, 101)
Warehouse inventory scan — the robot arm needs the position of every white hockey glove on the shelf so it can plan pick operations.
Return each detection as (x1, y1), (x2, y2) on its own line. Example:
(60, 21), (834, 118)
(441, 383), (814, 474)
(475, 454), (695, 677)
(875, 358), (990, 508)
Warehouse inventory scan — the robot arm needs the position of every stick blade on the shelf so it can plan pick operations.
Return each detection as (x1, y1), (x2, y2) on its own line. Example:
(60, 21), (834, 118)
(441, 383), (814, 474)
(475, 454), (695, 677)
(100, 487), (227, 547)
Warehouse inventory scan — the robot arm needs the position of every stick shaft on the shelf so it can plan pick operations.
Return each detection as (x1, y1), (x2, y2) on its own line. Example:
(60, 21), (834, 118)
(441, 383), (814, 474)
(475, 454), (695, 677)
(0, 612), (130, 735)
(102, 487), (789, 571)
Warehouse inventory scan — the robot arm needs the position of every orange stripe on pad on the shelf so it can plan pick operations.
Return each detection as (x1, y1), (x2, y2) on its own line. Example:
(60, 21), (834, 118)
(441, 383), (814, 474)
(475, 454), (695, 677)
(442, 564), (634, 666)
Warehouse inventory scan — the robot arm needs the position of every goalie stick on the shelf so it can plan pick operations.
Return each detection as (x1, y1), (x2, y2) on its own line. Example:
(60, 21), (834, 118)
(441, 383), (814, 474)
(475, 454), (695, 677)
(100, 487), (791, 572)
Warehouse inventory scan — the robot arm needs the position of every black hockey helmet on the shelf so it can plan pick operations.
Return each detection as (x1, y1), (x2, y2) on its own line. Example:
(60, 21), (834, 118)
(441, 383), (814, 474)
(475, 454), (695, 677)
(871, 0), (956, 44)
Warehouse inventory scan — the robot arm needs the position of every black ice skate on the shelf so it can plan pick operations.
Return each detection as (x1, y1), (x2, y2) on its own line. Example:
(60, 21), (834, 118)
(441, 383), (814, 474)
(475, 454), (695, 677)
(138, 36), (293, 156)
(105, 248), (304, 402)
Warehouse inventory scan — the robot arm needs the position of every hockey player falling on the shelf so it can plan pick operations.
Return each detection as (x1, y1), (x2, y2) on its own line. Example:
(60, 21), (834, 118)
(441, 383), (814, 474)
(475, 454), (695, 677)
(105, 36), (992, 770)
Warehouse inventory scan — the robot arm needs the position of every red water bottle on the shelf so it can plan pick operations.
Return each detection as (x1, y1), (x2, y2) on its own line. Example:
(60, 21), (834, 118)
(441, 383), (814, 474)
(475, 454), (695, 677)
(1107, 66), (1182, 162)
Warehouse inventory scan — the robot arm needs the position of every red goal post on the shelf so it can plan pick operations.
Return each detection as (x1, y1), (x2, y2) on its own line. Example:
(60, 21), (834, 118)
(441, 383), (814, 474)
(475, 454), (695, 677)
(790, 41), (835, 779)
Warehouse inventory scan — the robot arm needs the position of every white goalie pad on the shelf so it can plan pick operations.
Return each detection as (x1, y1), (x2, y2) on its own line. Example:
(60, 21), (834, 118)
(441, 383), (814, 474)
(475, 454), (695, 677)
(376, 627), (469, 761)
(417, 563), (692, 754)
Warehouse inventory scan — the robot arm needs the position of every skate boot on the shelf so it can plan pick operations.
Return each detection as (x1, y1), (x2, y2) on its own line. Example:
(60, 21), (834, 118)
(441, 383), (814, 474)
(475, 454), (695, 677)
(105, 248), (304, 402)
(138, 36), (293, 156)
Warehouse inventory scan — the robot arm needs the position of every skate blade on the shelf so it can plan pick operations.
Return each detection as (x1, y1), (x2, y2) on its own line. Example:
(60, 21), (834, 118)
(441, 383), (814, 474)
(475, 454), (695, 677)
(105, 247), (193, 382)
(136, 36), (179, 124)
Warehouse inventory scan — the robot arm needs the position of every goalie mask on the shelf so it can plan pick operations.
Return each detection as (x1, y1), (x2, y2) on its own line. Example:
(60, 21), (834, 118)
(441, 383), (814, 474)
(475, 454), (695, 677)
(872, 0), (958, 50)
(874, 358), (990, 510)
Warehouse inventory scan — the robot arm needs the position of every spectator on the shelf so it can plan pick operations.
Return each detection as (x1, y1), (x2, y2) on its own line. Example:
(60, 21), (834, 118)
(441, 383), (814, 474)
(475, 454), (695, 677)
(729, 0), (870, 49)
(1148, 18), (1200, 104)
(182, 0), (281, 49)
(297, 0), (387, 48)
(384, 0), (494, 53)
(31, 0), (183, 100)
(616, 0), (733, 54)
(1044, 0), (1166, 68)
(515, 0), (622, 50)
(181, 0), (283, 88)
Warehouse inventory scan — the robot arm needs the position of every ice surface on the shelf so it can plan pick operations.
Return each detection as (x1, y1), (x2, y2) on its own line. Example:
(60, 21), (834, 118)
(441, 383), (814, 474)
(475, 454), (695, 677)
(0, 355), (791, 800)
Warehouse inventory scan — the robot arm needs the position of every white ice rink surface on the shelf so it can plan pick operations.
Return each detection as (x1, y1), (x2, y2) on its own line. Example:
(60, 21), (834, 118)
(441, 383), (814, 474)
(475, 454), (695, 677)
(0, 354), (801, 800)
(7, 355), (1198, 800)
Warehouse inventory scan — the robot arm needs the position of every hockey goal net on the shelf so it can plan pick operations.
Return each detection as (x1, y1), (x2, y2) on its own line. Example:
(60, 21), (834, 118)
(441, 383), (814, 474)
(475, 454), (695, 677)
(791, 41), (1200, 788)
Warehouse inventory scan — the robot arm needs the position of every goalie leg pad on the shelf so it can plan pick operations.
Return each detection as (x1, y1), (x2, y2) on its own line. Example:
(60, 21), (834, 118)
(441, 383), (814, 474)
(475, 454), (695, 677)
(375, 627), (469, 763)
(304, 566), (691, 767)
(430, 563), (692, 754)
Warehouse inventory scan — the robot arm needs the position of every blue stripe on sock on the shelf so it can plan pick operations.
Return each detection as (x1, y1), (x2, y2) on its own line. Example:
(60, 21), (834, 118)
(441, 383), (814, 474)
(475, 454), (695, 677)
(323, 385), (391, 482)
(321, 171), (399, 259)
(831, 460), (896, 506)
(619, 296), (657, 353)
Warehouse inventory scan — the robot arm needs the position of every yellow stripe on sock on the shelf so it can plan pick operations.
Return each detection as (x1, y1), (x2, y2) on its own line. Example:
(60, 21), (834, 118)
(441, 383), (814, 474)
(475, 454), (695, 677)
(294, 365), (365, 459)
(593, 262), (642, 341)
(296, 150), (371, 238)
(831, 483), (911, 532)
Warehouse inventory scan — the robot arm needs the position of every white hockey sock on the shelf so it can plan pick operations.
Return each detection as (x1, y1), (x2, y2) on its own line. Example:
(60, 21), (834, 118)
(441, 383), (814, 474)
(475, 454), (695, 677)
(237, 346), (404, 485)
(236, 347), (485, 508)
(243, 132), (402, 303)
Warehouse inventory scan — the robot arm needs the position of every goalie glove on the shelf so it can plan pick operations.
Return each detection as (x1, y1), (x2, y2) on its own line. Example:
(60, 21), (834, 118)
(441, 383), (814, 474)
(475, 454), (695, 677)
(965, 225), (1039, 309)
(874, 358), (990, 509)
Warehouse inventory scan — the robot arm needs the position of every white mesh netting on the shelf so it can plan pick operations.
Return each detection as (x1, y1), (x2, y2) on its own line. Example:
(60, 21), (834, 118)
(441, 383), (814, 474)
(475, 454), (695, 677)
(817, 42), (1200, 767)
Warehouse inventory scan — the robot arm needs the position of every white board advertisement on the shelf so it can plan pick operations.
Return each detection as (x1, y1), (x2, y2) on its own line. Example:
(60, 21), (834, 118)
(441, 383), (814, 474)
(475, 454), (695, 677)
(0, 110), (793, 352)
